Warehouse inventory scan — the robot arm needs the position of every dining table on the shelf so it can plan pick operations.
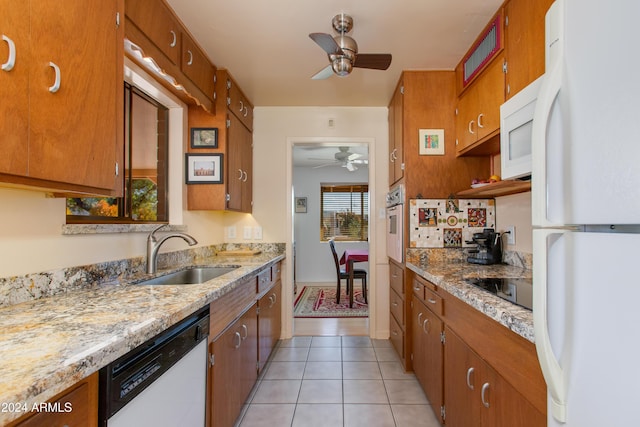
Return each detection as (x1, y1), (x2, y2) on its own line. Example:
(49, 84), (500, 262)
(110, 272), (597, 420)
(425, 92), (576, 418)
(339, 249), (369, 308)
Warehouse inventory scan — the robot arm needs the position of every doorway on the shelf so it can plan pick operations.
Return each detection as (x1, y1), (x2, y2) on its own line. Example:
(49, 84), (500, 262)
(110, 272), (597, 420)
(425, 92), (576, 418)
(290, 140), (374, 337)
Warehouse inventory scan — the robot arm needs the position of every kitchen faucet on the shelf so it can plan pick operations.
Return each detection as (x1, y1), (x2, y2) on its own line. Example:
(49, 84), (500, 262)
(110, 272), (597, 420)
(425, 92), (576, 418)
(146, 225), (198, 274)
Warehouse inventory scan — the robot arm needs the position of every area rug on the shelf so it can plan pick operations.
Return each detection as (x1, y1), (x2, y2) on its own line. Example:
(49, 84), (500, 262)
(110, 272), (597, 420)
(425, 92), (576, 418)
(293, 286), (368, 318)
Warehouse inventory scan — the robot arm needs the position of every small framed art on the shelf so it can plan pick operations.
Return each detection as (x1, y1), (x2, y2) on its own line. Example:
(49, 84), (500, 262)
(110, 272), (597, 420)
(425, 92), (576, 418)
(419, 129), (445, 155)
(295, 197), (307, 213)
(185, 153), (223, 184)
(190, 127), (218, 148)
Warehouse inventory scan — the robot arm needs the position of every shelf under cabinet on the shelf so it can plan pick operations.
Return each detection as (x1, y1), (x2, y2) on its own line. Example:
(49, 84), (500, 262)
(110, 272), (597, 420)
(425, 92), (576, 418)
(455, 180), (531, 198)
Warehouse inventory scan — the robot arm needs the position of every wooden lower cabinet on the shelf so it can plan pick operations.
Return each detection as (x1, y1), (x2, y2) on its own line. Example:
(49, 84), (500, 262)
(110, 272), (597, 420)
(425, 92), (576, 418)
(8, 372), (98, 427)
(411, 295), (444, 424)
(444, 326), (545, 427)
(210, 302), (258, 427)
(258, 280), (282, 373)
(208, 261), (282, 427)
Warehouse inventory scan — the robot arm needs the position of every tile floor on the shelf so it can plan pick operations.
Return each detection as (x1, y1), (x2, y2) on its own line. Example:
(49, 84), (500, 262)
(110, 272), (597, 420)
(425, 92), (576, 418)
(235, 336), (441, 427)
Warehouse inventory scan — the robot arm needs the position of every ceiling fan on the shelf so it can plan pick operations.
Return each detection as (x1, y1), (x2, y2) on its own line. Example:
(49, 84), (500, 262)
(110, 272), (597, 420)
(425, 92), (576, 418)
(309, 14), (392, 79)
(310, 147), (368, 172)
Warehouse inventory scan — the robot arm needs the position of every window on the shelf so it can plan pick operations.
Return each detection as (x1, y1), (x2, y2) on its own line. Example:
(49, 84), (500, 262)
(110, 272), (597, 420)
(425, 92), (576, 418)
(66, 83), (169, 223)
(320, 184), (369, 241)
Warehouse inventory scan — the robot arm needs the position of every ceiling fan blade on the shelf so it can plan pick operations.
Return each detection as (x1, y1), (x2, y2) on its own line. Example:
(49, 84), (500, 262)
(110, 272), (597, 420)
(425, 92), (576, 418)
(345, 162), (357, 172)
(311, 64), (334, 80)
(309, 33), (344, 56)
(353, 53), (392, 70)
(347, 152), (362, 161)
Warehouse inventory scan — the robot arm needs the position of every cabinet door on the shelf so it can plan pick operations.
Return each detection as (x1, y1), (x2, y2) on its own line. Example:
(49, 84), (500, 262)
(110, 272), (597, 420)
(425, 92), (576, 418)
(389, 81), (403, 184)
(211, 325), (243, 427)
(226, 113), (252, 213)
(0, 0), (29, 176)
(504, 0), (553, 99)
(444, 326), (481, 427)
(238, 305), (258, 405)
(476, 55), (505, 141)
(181, 35), (215, 101)
(455, 87), (479, 153)
(258, 281), (281, 373)
(125, 0), (181, 65)
(29, 0), (120, 191)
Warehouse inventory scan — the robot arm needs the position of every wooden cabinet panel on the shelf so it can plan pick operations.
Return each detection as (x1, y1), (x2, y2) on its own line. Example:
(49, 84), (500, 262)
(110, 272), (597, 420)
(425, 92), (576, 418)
(390, 287), (404, 328)
(28, 0), (121, 191)
(225, 112), (252, 212)
(181, 35), (215, 100)
(456, 54), (504, 156)
(0, 0), (29, 176)
(227, 77), (254, 132)
(125, 0), (181, 65)
(9, 373), (98, 427)
(389, 260), (405, 296)
(258, 280), (281, 373)
(504, 0), (554, 99)
(389, 313), (404, 360)
(388, 79), (404, 185)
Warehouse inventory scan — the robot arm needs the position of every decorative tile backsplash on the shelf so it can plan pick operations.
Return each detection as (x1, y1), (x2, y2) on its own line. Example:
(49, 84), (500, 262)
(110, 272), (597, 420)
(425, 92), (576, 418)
(409, 198), (496, 248)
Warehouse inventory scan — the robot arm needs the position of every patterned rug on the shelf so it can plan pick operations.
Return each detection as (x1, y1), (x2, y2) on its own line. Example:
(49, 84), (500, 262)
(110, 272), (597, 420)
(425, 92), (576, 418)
(293, 286), (368, 318)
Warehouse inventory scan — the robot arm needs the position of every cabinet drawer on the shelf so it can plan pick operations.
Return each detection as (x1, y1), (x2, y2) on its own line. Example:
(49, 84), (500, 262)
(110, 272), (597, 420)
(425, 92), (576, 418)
(412, 277), (425, 300)
(389, 314), (404, 360)
(422, 286), (443, 317)
(257, 269), (272, 294)
(272, 261), (282, 284)
(389, 288), (404, 327)
(210, 278), (256, 339)
(389, 261), (404, 296)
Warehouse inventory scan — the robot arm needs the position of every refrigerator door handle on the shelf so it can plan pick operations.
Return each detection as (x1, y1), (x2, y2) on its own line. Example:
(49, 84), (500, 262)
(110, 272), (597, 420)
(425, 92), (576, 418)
(531, 59), (563, 228)
(533, 229), (567, 422)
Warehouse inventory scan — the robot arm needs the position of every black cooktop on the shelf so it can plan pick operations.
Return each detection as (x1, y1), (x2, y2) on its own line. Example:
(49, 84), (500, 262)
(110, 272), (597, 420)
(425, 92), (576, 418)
(465, 277), (533, 311)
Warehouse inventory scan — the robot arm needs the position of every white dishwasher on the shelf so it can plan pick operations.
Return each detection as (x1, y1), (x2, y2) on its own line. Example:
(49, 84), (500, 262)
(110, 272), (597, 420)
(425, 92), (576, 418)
(99, 307), (209, 427)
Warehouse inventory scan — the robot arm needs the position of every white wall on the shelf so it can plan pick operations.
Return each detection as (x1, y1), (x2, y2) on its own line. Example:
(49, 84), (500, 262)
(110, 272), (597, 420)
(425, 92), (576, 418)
(495, 192), (532, 253)
(293, 164), (370, 283)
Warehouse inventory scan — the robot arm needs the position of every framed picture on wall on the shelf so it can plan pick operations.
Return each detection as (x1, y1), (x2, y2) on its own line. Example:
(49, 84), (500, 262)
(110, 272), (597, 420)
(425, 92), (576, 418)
(419, 129), (445, 155)
(295, 197), (307, 213)
(185, 153), (223, 184)
(190, 127), (218, 148)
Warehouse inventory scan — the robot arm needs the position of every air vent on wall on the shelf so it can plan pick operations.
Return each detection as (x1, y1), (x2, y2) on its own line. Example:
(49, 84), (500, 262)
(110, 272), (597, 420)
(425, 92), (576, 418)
(462, 15), (501, 87)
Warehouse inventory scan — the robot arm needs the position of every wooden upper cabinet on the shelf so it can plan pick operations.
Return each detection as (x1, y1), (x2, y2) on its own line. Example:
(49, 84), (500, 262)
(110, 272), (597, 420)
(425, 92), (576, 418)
(28, 0), (122, 191)
(181, 35), (215, 100)
(226, 76), (254, 132)
(0, 0), (29, 176)
(388, 79), (404, 186)
(503, 0), (554, 99)
(0, 0), (123, 195)
(125, 0), (181, 65)
(455, 54), (505, 156)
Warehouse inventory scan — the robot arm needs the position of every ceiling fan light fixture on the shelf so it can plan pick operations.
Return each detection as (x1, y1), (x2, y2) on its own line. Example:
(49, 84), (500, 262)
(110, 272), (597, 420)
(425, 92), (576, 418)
(332, 57), (352, 76)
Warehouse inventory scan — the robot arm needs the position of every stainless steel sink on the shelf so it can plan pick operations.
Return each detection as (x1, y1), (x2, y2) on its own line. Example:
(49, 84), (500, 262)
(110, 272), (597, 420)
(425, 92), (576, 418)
(135, 266), (239, 285)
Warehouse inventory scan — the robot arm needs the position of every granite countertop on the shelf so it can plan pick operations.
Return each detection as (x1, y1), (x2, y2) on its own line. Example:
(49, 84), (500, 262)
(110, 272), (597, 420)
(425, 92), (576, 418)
(0, 252), (284, 426)
(405, 251), (534, 343)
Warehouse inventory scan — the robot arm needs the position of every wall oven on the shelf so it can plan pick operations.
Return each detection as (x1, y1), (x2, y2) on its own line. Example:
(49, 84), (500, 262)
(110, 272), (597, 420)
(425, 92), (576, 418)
(386, 184), (404, 263)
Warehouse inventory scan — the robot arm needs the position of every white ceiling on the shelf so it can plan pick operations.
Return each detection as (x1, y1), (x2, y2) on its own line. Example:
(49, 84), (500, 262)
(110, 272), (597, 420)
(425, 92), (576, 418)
(166, 0), (503, 108)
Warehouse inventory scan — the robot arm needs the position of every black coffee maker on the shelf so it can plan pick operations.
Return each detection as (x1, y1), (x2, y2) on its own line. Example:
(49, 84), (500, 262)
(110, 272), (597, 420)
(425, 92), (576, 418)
(466, 228), (503, 265)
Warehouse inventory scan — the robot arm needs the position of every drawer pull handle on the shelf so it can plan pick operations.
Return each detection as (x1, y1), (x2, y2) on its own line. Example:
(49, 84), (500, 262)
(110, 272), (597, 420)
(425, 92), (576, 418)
(414, 286), (421, 292)
(466, 367), (475, 390)
(428, 298), (437, 305)
(187, 50), (193, 65)
(268, 295), (275, 308)
(169, 30), (177, 47)
(392, 330), (398, 336)
(481, 382), (491, 408)
(2, 35), (16, 71)
(48, 62), (60, 93)
(392, 302), (398, 307)
(234, 332), (241, 349)
(417, 312), (423, 324)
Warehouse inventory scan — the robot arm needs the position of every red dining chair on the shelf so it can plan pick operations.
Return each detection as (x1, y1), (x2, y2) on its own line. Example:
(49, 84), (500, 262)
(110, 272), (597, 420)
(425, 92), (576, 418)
(329, 239), (367, 304)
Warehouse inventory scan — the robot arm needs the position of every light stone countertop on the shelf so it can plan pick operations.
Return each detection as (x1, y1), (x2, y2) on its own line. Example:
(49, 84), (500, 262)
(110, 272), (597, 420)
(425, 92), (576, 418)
(405, 251), (534, 343)
(0, 252), (284, 426)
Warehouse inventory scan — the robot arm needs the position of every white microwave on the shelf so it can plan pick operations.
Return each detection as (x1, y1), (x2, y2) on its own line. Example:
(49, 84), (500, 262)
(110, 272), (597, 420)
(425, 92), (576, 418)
(499, 76), (543, 180)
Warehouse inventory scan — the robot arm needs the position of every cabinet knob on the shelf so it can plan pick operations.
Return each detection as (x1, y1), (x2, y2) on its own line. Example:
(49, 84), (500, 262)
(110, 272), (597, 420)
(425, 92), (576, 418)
(1, 35), (16, 71)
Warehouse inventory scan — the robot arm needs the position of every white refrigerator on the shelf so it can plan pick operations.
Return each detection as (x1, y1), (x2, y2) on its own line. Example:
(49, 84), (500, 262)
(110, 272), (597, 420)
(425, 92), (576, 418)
(532, 0), (640, 426)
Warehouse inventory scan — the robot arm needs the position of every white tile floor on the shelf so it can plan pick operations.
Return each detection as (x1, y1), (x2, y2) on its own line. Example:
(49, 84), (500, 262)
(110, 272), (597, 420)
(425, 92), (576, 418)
(235, 336), (441, 427)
